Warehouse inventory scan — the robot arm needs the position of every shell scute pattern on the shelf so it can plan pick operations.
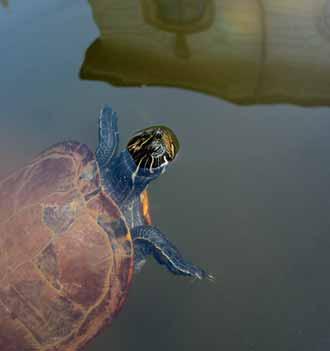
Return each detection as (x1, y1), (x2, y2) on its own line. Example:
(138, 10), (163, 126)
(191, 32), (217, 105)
(0, 263), (84, 345)
(0, 142), (134, 351)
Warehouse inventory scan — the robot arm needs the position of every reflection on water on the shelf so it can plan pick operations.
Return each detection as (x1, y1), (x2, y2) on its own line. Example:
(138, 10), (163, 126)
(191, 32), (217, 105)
(1, 0), (8, 8)
(317, 0), (330, 41)
(81, 0), (330, 106)
(142, 0), (215, 58)
(3, 1), (330, 351)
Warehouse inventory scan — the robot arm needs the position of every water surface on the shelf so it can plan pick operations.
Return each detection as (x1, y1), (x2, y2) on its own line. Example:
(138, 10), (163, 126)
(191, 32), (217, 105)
(2, 1), (330, 351)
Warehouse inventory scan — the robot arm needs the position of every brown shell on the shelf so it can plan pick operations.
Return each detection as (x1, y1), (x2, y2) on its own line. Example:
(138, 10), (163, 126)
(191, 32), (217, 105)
(0, 141), (134, 351)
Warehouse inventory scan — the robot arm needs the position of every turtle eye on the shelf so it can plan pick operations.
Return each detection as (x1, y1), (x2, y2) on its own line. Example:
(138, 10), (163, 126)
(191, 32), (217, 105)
(127, 125), (180, 171)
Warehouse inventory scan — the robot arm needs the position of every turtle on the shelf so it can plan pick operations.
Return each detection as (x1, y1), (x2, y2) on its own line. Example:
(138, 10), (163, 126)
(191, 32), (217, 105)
(0, 105), (212, 351)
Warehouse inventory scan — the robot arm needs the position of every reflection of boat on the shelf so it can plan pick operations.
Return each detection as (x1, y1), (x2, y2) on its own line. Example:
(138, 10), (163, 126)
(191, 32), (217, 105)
(141, 0), (215, 58)
(81, 0), (330, 106)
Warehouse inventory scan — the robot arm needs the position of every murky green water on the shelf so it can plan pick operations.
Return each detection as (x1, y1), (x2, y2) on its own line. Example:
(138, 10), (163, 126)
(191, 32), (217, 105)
(2, 1), (330, 350)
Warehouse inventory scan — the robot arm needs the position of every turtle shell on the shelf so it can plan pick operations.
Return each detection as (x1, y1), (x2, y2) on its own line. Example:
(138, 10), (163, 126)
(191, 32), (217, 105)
(0, 141), (133, 351)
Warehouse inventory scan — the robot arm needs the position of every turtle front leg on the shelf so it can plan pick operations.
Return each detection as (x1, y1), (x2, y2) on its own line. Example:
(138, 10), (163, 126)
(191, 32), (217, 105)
(132, 225), (213, 280)
(96, 105), (119, 167)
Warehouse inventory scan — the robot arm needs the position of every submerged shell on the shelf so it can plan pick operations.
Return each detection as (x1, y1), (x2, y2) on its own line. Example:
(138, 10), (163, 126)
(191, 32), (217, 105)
(0, 141), (133, 351)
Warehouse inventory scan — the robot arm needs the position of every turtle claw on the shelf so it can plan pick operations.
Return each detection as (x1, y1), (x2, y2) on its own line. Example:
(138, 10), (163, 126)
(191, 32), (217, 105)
(194, 267), (215, 282)
(206, 272), (216, 282)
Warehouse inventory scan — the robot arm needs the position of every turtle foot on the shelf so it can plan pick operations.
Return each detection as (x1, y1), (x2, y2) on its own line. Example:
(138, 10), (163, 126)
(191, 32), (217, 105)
(132, 225), (213, 282)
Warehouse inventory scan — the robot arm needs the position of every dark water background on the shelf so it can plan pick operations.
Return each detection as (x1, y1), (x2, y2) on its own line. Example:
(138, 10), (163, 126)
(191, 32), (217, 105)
(2, 1), (330, 350)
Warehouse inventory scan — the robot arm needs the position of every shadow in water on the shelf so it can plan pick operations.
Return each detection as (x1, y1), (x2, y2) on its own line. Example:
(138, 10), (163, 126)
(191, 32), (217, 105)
(81, 0), (330, 106)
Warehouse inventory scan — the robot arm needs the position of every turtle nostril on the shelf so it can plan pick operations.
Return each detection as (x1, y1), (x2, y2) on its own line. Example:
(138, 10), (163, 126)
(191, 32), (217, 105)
(154, 130), (162, 139)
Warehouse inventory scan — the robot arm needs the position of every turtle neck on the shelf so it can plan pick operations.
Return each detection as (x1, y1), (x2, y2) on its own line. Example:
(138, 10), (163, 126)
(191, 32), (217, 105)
(100, 149), (164, 206)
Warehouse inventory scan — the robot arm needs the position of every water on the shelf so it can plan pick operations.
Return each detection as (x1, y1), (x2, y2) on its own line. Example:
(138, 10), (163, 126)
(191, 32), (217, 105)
(1, 1), (330, 350)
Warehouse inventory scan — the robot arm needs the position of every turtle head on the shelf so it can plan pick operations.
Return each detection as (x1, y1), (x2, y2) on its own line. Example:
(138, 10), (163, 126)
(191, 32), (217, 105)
(127, 125), (180, 174)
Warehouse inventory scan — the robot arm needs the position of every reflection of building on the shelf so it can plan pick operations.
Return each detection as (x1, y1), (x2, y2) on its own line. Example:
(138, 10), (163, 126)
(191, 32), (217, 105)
(81, 0), (330, 106)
